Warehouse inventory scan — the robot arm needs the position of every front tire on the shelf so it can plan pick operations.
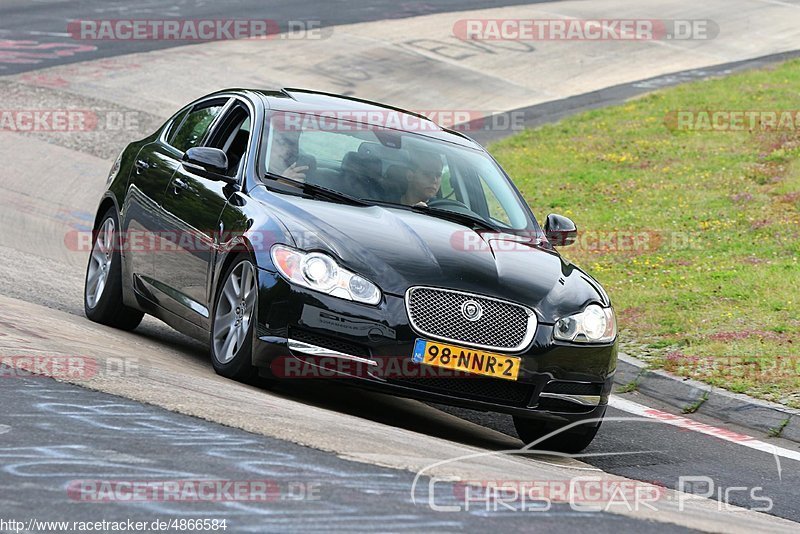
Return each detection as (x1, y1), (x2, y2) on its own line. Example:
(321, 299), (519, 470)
(210, 255), (258, 382)
(84, 207), (144, 330)
(513, 416), (601, 454)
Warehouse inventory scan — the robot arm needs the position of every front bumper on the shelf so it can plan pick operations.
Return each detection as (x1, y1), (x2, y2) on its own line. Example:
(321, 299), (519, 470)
(253, 269), (617, 424)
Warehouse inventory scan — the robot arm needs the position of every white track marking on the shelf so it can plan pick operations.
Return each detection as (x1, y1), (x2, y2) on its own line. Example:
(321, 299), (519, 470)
(610, 396), (800, 463)
(0, 30), (72, 37)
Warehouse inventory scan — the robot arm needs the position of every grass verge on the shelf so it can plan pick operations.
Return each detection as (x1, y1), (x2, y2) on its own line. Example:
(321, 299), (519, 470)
(490, 60), (800, 408)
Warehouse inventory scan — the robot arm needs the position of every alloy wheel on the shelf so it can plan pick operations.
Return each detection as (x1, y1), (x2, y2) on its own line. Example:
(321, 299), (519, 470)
(213, 261), (257, 364)
(85, 217), (115, 308)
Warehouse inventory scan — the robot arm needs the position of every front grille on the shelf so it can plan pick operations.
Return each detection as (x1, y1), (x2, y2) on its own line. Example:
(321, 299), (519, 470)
(390, 375), (534, 405)
(289, 328), (371, 358)
(405, 287), (536, 351)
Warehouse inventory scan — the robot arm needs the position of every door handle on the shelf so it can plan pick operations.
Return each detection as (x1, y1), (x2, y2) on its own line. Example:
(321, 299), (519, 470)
(172, 177), (189, 195)
(134, 159), (149, 174)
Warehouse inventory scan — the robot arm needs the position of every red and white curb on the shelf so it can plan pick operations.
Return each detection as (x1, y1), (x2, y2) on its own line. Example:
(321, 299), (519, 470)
(610, 396), (800, 463)
(615, 353), (800, 443)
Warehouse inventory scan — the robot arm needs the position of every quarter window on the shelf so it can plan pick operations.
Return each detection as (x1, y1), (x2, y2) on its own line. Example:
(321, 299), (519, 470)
(165, 108), (189, 145)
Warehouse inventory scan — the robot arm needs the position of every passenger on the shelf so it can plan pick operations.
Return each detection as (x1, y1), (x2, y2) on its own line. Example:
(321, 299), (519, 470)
(401, 150), (443, 207)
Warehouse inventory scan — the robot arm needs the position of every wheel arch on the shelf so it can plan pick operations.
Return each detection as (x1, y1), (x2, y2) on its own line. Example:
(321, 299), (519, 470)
(92, 194), (119, 230)
(210, 239), (258, 318)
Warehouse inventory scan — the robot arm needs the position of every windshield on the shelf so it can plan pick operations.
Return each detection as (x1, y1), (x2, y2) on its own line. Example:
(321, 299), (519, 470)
(260, 110), (536, 231)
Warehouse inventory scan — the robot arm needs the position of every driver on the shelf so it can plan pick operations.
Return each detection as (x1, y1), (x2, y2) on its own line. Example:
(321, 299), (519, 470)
(401, 150), (443, 207)
(269, 130), (308, 181)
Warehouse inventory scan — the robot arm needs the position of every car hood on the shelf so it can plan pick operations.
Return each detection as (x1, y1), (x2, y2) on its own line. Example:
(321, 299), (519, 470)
(253, 190), (610, 323)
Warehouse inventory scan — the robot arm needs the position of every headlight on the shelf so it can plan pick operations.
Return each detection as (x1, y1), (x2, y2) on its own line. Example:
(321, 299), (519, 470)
(270, 245), (381, 305)
(554, 304), (616, 343)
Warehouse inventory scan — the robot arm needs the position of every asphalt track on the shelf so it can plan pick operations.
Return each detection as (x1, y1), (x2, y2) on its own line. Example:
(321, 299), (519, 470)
(0, 0), (550, 76)
(1, 0), (800, 532)
(0, 371), (697, 533)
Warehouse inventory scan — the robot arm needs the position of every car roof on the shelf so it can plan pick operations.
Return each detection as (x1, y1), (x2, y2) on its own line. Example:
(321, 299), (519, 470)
(238, 87), (483, 149)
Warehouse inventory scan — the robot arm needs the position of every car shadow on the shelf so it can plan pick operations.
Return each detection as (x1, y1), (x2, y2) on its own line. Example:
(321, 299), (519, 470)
(266, 378), (522, 450)
(130, 319), (524, 452)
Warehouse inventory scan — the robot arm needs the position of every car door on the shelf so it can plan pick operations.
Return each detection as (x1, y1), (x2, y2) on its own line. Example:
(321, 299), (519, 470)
(153, 98), (251, 329)
(121, 106), (193, 296)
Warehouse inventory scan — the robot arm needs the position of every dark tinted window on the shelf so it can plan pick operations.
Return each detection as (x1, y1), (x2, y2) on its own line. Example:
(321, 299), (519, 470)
(171, 104), (224, 152)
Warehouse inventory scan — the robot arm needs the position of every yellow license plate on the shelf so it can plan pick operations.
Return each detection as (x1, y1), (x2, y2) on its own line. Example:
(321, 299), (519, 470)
(412, 339), (520, 381)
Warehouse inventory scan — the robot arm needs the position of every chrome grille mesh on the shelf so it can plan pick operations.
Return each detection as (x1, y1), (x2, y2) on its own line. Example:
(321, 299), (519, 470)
(405, 287), (536, 351)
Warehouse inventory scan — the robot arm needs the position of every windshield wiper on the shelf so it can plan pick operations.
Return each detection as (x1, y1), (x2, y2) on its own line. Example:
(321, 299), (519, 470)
(263, 172), (371, 206)
(410, 204), (500, 232)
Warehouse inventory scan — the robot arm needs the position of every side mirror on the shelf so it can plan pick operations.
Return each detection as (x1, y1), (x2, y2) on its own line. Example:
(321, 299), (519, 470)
(183, 147), (230, 179)
(544, 213), (577, 246)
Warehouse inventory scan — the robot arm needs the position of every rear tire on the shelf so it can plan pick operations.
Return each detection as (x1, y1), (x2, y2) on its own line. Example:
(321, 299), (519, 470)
(513, 416), (601, 454)
(84, 207), (144, 330)
(210, 255), (258, 383)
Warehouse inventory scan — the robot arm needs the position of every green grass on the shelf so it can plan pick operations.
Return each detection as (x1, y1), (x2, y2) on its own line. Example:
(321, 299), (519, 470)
(768, 418), (791, 438)
(682, 392), (709, 414)
(489, 60), (800, 408)
(616, 380), (640, 394)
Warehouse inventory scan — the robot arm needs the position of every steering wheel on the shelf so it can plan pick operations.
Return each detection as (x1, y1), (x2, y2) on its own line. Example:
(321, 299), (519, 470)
(426, 197), (469, 210)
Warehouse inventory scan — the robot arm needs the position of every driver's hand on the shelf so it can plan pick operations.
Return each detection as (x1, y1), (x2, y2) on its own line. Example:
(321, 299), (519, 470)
(283, 163), (309, 182)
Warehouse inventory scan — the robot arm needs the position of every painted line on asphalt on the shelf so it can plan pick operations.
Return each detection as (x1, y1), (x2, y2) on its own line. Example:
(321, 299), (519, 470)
(610, 396), (800, 463)
(0, 30), (72, 37)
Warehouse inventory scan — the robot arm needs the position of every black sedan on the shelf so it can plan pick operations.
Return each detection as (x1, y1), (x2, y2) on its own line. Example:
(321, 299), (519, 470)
(84, 88), (618, 452)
